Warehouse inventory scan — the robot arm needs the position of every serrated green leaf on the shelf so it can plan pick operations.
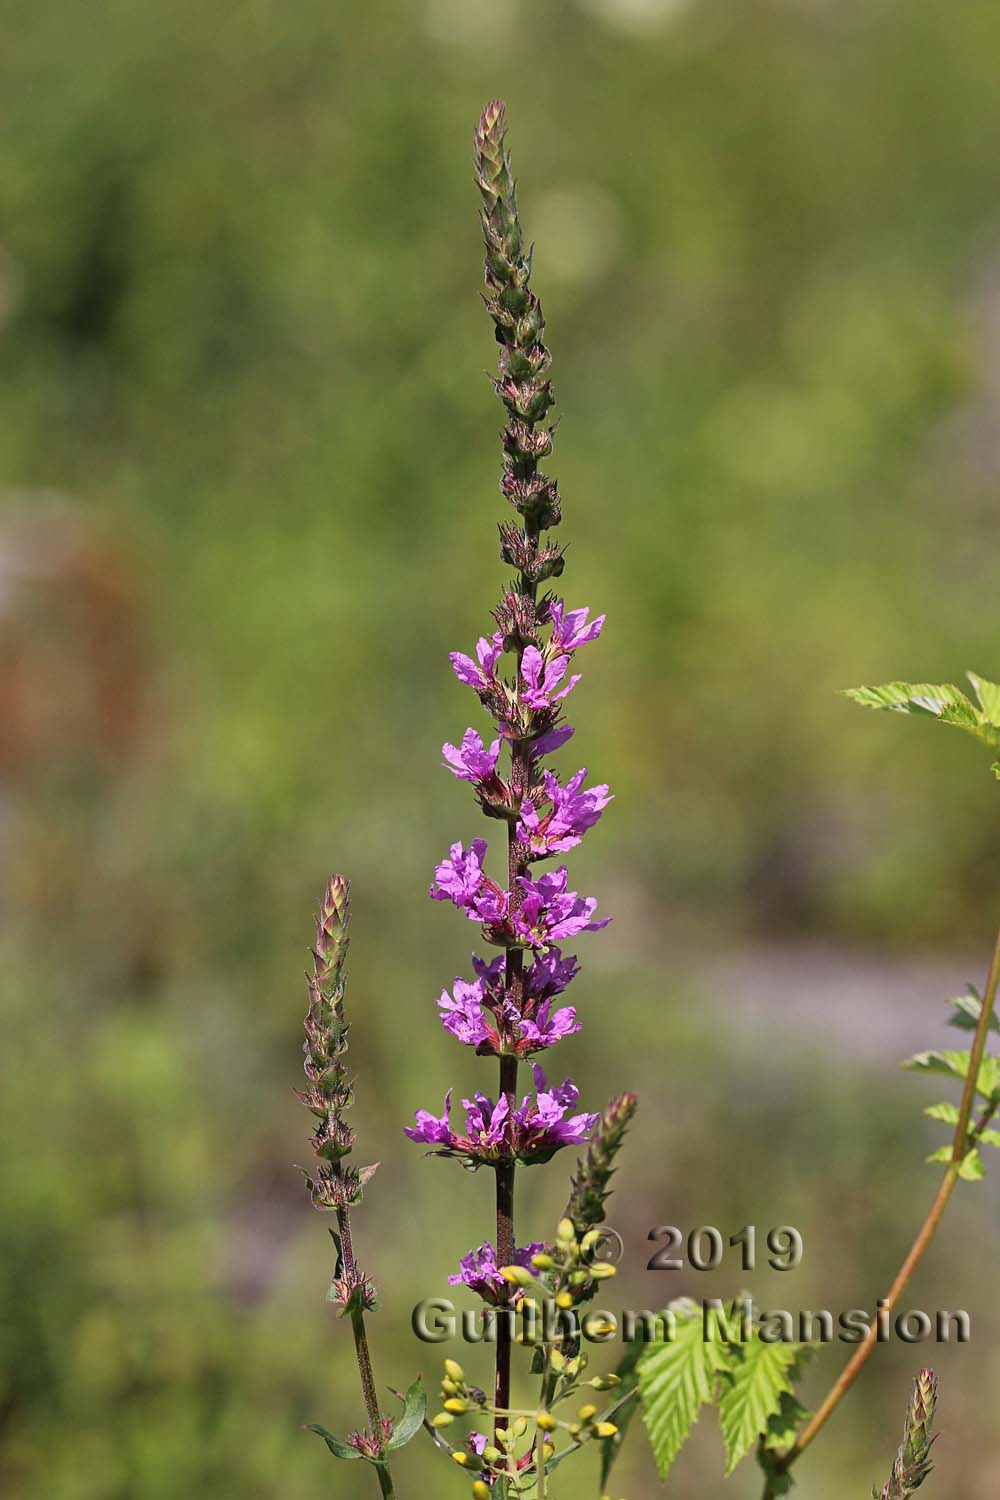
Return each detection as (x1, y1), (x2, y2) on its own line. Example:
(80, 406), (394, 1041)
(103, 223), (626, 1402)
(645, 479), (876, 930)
(763, 1389), (810, 1453)
(386, 1376), (425, 1450)
(978, 1128), (1000, 1148)
(718, 1335), (801, 1475)
(947, 988), (1000, 1036)
(968, 672), (1000, 727)
(903, 1049), (1000, 1098)
(924, 1102), (960, 1124)
(925, 1144), (985, 1179)
(306, 1424), (362, 1460)
(638, 1301), (730, 1479)
(599, 1339), (644, 1489)
(844, 680), (1000, 756)
(959, 1148), (985, 1180)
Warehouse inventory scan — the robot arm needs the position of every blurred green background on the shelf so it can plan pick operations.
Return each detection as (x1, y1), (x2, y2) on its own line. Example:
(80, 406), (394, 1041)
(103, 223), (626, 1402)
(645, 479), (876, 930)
(2, 0), (1000, 1495)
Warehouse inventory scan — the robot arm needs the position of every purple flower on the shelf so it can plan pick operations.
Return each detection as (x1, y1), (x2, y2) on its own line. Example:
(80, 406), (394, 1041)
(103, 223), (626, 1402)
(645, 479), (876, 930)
(468, 1432), (489, 1458)
(521, 646), (580, 711)
(437, 951), (581, 1056)
(548, 599), (605, 651)
(514, 866), (610, 945)
(405, 1067), (597, 1164)
(404, 1089), (454, 1145)
(530, 723), (575, 760)
(437, 976), (492, 1047)
(442, 728), (502, 784)
(518, 768), (613, 855)
(517, 1000), (581, 1048)
(448, 1239), (545, 1303)
(430, 839), (488, 907)
(523, 945), (580, 999)
(450, 632), (505, 689)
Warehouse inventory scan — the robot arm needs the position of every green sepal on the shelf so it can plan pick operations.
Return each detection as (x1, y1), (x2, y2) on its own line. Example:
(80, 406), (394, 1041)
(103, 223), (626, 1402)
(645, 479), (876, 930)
(386, 1377), (426, 1451)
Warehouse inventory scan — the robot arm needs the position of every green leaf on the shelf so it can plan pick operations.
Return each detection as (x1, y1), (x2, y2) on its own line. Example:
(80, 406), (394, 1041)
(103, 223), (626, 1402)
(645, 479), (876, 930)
(638, 1301), (730, 1479)
(844, 681), (983, 729)
(903, 1049), (1000, 1098)
(763, 1389), (810, 1453)
(599, 1339), (644, 1489)
(306, 1424), (361, 1460)
(978, 1128), (1000, 1148)
(959, 1148), (985, 1181)
(386, 1377), (426, 1451)
(924, 1102), (960, 1124)
(967, 672), (1000, 727)
(718, 1334), (801, 1475)
(925, 1145), (985, 1180)
(947, 987), (1000, 1036)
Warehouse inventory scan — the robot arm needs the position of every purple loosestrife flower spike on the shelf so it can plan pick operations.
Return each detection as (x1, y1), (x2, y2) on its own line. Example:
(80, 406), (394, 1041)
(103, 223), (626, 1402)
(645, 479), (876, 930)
(874, 1369), (939, 1499)
(409, 99), (622, 1437)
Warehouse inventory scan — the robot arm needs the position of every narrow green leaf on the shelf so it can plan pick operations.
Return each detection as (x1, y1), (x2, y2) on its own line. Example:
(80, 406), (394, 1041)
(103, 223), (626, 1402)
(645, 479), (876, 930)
(386, 1377), (426, 1451)
(718, 1335), (801, 1475)
(306, 1424), (362, 1460)
(599, 1340), (644, 1489)
(638, 1301), (730, 1479)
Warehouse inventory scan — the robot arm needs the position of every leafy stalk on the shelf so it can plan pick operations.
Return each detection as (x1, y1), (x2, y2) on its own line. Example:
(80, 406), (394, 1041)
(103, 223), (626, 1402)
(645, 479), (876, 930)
(761, 927), (1000, 1497)
(298, 877), (409, 1493)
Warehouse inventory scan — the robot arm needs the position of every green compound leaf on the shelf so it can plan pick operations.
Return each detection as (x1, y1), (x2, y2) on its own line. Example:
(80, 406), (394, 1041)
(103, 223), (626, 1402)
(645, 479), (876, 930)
(844, 675), (1000, 761)
(386, 1376), (426, 1451)
(638, 1300), (730, 1479)
(306, 1424), (362, 1460)
(718, 1334), (802, 1475)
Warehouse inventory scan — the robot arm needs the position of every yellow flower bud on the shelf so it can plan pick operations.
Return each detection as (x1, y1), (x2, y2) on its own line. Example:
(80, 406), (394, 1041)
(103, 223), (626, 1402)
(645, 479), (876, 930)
(580, 1228), (602, 1253)
(578, 1403), (598, 1422)
(531, 1252), (556, 1270)
(472, 1484), (490, 1500)
(512, 1416), (528, 1438)
(483, 1446), (501, 1465)
(591, 1374), (621, 1389)
(595, 1422), (618, 1439)
(500, 1264), (534, 1286)
(444, 1397), (468, 1414)
(444, 1358), (464, 1381)
(441, 1379), (459, 1395)
(536, 1411), (557, 1432)
(452, 1453), (469, 1468)
(556, 1217), (576, 1243)
(549, 1347), (565, 1371)
(590, 1262), (617, 1280)
(542, 1441), (555, 1460)
(431, 1412), (455, 1428)
(555, 1290), (574, 1309)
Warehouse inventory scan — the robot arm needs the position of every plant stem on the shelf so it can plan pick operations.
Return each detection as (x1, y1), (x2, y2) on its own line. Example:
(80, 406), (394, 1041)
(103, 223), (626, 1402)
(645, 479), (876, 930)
(761, 924), (1000, 1498)
(338, 1204), (396, 1498)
